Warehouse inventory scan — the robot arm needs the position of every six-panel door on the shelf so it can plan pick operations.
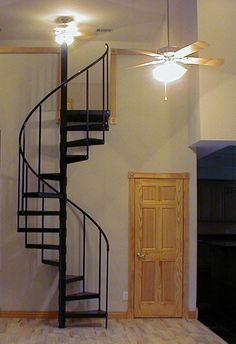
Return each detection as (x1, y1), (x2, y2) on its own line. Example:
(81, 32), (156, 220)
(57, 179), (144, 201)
(134, 178), (184, 317)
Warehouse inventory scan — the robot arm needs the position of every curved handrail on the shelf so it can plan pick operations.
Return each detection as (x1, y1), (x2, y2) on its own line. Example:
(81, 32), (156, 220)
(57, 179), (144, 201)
(18, 44), (110, 249)
(19, 43), (109, 146)
(67, 198), (109, 250)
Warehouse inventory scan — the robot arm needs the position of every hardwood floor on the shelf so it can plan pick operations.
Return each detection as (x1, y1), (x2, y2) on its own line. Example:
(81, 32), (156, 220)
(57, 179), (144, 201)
(0, 318), (227, 343)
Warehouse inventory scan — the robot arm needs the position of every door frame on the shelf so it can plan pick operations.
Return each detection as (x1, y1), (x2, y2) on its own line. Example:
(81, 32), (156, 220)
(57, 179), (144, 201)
(128, 171), (190, 318)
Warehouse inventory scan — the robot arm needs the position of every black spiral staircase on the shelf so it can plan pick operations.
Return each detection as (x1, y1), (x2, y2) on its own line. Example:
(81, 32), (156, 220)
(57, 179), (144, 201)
(17, 44), (110, 328)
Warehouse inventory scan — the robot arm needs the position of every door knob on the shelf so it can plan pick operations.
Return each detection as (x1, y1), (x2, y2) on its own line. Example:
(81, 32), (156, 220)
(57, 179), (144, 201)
(137, 252), (145, 259)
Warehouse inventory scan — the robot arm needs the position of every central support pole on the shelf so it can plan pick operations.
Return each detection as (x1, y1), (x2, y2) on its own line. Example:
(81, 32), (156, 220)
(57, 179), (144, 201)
(58, 42), (68, 328)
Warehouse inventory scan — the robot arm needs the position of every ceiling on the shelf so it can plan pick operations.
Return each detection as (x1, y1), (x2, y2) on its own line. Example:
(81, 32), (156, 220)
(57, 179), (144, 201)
(0, 0), (164, 43)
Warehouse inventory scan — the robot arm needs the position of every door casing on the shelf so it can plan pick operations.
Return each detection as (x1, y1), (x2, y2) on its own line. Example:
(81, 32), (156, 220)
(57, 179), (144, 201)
(128, 172), (190, 318)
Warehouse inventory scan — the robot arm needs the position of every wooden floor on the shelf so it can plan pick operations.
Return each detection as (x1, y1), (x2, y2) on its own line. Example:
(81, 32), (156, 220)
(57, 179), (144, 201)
(0, 318), (227, 343)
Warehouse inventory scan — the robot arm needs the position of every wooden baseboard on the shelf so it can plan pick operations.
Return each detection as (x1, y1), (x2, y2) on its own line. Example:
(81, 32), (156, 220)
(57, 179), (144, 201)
(108, 312), (128, 319)
(0, 311), (128, 320)
(0, 311), (57, 319)
(0, 310), (196, 320)
(184, 309), (198, 320)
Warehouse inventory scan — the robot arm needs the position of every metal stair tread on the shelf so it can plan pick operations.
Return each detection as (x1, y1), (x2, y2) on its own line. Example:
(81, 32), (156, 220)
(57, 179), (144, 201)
(65, 123), (109, 131)
(66, 291), (99, 301)
(66, 155), (88, 164)
(65, 310), (107, 319)
(18, 227), (60, 233)
(66, 275), (84, 284)
(40, 173), (61, 181)
(42, 259), (59, 267)
(66, 110), (110, 123)
(18, 210), (60, 216)
(23, 192), (63, 199)
(66, 138), (104, 147)
(26, 244), (59, 250)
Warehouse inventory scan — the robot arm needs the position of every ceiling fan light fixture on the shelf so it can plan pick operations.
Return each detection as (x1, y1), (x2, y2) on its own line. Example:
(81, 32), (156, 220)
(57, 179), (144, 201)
(152, 61), (187, 83)
(55, 32), (74, 45)
(54, 17), (80, 46)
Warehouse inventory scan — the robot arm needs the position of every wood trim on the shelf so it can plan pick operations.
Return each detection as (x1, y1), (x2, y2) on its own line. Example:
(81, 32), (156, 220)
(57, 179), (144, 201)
(108, 312), (128, 319)
(0, 46), (61, 123)
(0, 311), (128, 320)
(0, 47), (60, 54)
(110, 49), (117, 124)
(128, 172), (190, 318)
(128, 174), (135, 318)
(128, 172), (190, 180)
(183, 177), (190, 318)
(183, 309), (198, 320)
(111, 48), (143, 56)
(109, 47), (142, 125)
(0, 311), (57, 319)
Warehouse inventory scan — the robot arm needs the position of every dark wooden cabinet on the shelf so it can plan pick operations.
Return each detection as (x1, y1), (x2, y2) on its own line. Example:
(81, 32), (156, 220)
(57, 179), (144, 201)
(198, 180), (236, 222)
(224, 184), (236, 221)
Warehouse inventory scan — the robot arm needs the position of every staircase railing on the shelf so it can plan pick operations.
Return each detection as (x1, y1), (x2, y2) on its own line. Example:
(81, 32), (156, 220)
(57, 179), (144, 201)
(17, 44), (110, 326)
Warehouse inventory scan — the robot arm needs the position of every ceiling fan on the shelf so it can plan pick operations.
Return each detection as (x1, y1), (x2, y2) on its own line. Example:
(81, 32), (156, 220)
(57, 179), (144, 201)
(123, 0), (224, 82)
(128, 40), (223, 69)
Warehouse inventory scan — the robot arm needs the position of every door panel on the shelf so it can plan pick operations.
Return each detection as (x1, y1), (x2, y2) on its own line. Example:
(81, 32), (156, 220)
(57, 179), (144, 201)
(142, 208), (156, 249)
(134, 178), (183, 317)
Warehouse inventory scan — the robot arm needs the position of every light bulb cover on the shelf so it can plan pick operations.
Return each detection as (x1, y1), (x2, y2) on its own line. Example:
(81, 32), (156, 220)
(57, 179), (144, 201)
(55, 32), (74, 46)
(54, 19), (80, 46)
(153, 62), (187, 83)
(55, 33), (65, 45)
(64, 35), (74, 45)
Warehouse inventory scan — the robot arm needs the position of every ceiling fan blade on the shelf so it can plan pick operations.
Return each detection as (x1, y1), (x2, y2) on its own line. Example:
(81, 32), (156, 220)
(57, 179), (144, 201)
(182, 57), (224, 66)
(128, 60), (162, 69)
(175, 41), (209, 58)
(115, 48), (162, 58)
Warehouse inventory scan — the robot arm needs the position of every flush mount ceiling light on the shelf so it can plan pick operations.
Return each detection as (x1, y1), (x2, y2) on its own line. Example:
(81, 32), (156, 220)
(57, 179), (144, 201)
(54, 16), (81, 46)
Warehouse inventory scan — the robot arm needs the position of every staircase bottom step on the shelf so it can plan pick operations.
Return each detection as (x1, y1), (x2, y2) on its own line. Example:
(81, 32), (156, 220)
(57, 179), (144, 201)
(65, 310), (107, 319)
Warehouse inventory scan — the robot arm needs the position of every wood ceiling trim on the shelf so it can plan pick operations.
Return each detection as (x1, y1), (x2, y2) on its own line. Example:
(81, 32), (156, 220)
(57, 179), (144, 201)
(0, 47), (60, 54)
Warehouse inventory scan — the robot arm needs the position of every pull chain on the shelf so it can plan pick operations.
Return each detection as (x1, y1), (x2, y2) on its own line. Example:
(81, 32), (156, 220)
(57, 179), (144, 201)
(164, 82), (168, 101)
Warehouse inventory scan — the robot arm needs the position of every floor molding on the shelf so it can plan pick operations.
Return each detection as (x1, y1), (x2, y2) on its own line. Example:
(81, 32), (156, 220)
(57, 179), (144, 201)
(0, 310), (196, 320)
(184, 309), (198, 320)
(0, 311), (57, 319)
(0, 311), (128, 320)
(108, 312), (128, 319)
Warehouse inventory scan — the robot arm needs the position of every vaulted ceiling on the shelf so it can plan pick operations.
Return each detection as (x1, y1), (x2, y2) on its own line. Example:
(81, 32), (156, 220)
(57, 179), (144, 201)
(0, 0), (164, 42)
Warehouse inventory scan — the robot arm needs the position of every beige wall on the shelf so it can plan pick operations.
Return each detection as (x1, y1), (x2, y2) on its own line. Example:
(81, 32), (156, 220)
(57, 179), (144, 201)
(190, 0), (236, 144)
(0, 53), (59, 310)
(67, 45), (198, 312)
(0, 46), (198, 313)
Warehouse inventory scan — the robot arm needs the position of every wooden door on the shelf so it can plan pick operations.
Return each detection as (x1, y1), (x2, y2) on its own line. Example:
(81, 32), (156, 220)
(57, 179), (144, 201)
(130, 173), (187, 318)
